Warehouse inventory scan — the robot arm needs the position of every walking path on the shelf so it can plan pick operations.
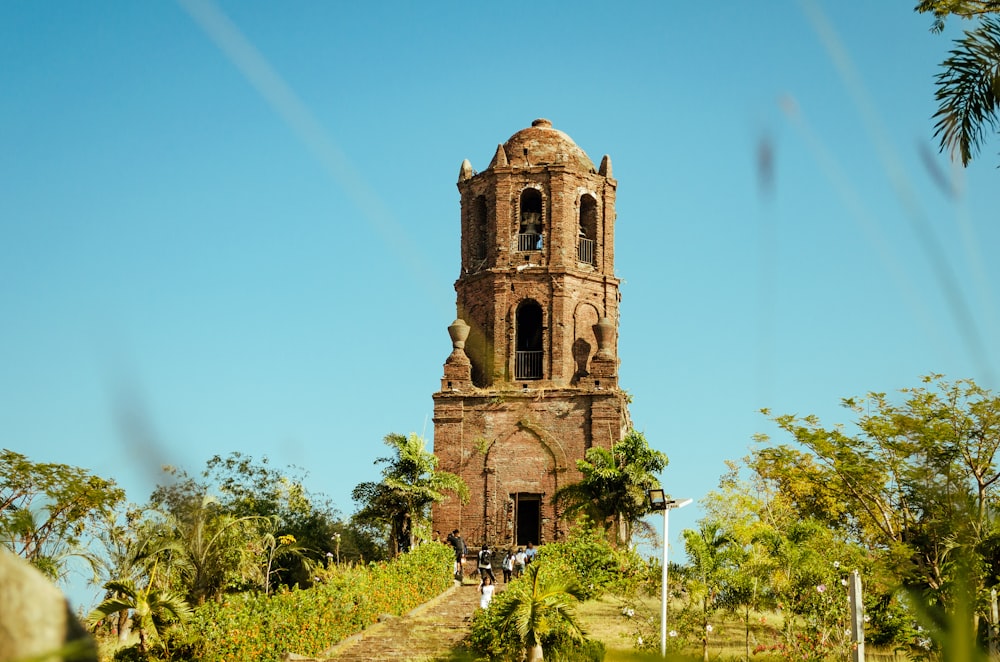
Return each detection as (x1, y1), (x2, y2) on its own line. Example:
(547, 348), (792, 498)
(316, 578), (490, 662)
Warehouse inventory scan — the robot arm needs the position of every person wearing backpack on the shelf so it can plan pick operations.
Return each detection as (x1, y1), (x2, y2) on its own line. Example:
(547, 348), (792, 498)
(513, 547), (527, 578)
(501, 548), (514, 583)
(447, 530), (466, 580)
(477, 543), (496, 584)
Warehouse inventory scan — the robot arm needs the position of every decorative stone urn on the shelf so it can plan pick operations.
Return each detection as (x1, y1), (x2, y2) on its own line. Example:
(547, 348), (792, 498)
(446, 319), (471, 365)
(593, 317), (615, 361)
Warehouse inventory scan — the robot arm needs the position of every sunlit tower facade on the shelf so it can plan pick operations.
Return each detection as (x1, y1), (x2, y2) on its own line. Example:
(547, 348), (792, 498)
(432, 119), (631, 547)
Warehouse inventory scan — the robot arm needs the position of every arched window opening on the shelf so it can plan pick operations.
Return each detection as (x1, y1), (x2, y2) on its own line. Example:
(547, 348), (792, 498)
(518, 188), (543, 252)
(578, 194), (598, 265)
(471, 195), (488, 261)
(515, 301), (543, 380)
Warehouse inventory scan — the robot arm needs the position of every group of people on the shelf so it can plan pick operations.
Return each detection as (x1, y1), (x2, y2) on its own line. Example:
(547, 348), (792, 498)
(444, 529), (537, 610)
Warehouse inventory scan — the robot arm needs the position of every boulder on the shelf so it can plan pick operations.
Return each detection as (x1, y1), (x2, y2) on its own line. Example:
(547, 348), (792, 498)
(0, 548), (97, 662)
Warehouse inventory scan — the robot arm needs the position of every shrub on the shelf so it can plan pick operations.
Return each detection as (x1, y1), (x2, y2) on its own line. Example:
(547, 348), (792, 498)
(468, 588), (525, 661)
(469, 556), (604, 662)
(535, 521), (648, 599)
(173, 542), (453, 661)
(469, 586), (604, 662)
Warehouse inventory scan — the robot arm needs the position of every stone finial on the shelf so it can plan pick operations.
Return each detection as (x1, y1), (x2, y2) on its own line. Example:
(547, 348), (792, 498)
(446, 319), (471, 365)
(489, 144), (508, 169)
(442, 319), (472, 390)
(593, 317), (616, 361)
(458, 159), (474, 182)
(599, 154), (612, 178)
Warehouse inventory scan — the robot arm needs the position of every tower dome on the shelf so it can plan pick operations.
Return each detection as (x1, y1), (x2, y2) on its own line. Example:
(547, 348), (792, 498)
(494, 118), (595, 172)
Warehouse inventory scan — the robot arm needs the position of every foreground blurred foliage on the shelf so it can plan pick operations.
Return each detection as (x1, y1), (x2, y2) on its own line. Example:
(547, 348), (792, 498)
(914, 1), (1000, 166)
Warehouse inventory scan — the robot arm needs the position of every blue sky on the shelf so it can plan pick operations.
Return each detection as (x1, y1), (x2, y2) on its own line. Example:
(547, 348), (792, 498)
(2, 1), (998, 607)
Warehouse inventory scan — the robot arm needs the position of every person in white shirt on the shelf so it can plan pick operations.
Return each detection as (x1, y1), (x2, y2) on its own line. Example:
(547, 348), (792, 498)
(479, 574), (495, 609)
(514, 547), (527, 577)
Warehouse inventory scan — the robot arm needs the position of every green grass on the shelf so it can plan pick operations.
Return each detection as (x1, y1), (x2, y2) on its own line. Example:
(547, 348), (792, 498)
(575, 593), (913, 661)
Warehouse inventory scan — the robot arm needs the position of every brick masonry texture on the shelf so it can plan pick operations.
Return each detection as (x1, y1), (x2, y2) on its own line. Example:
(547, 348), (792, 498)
(433, 120), (631, 548)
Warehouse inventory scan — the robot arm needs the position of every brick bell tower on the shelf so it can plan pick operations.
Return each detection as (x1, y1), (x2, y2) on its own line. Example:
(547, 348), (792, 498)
(432, 119), (630, 548)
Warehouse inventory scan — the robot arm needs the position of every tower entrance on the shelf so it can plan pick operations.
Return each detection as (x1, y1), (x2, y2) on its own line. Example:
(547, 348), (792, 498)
(513, 493), (541, 547)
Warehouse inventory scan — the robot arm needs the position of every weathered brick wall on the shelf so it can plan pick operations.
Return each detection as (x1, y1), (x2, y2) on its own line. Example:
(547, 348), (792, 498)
(431, 388), (628, 548)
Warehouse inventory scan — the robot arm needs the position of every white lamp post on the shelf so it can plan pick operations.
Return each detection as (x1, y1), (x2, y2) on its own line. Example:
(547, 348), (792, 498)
(648, 489), (692, 658)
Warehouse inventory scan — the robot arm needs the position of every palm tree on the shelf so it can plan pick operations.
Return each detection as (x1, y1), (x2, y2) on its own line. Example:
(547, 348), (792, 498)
(90, 510), (183, 642)
(553, 429), (667, 547)
(257, 525), (314, 594)
(353, 433), (469, 555)
(493, 562), (587, 662)
(88, 578), (191, 654)
(683, 522), (733, 662)
(933, 16), (1000, 165)
(147, 494), (263, 605)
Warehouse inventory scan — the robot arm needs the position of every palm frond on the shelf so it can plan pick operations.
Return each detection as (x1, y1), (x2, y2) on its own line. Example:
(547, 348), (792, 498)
(933, 16), (1000, 165)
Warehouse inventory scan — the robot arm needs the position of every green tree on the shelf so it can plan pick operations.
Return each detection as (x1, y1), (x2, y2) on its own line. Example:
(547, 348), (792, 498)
(148, 480), (262, 605)
(149, 455), (346, 597)
(724, 539), (775, 662)
(755, 375), (1000, 644)
(352, 433), (468, 556)
(700, 466), (780, 661)
(493, 561), (588, 662)
(203, 452), (315, 529)
(915, 1), (1000, 32)
(0, 450), (124, 581)
(553, 429), (668, 547)
(682, 522), (733, 662)
(186, 452), (342, 587)
(88, 577), (191, 654)
(90, 507), (183, 642)
(255, 525), (314, 595)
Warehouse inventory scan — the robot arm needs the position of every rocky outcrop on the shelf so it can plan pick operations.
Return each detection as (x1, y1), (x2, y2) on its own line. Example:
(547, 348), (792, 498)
(0, 548), (97, 662)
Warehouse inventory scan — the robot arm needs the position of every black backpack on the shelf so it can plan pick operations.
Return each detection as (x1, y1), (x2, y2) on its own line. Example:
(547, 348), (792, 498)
(478, 548), (492, 566)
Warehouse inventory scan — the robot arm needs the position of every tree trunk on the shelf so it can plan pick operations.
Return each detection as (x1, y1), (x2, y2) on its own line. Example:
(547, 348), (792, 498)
(702, 601), (710, 662)
(264, 552), (274, 595)
(526, 642), (544, 662)
(745, 604), (750, 662)
(117, 610), (131, 643)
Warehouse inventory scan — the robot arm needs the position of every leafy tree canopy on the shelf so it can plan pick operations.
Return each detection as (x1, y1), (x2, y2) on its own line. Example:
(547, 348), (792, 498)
(352, 433), (468, 556)
(147, 453), (356, 598)
(915, 1), (1000, 32)
(754, 375), (1000, 609)
(552, 429), (667, 547)
(0, 449), (124, 580)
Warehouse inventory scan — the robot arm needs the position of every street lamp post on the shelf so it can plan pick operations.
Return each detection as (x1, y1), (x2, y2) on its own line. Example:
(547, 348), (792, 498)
(648, 489), (692, 658)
